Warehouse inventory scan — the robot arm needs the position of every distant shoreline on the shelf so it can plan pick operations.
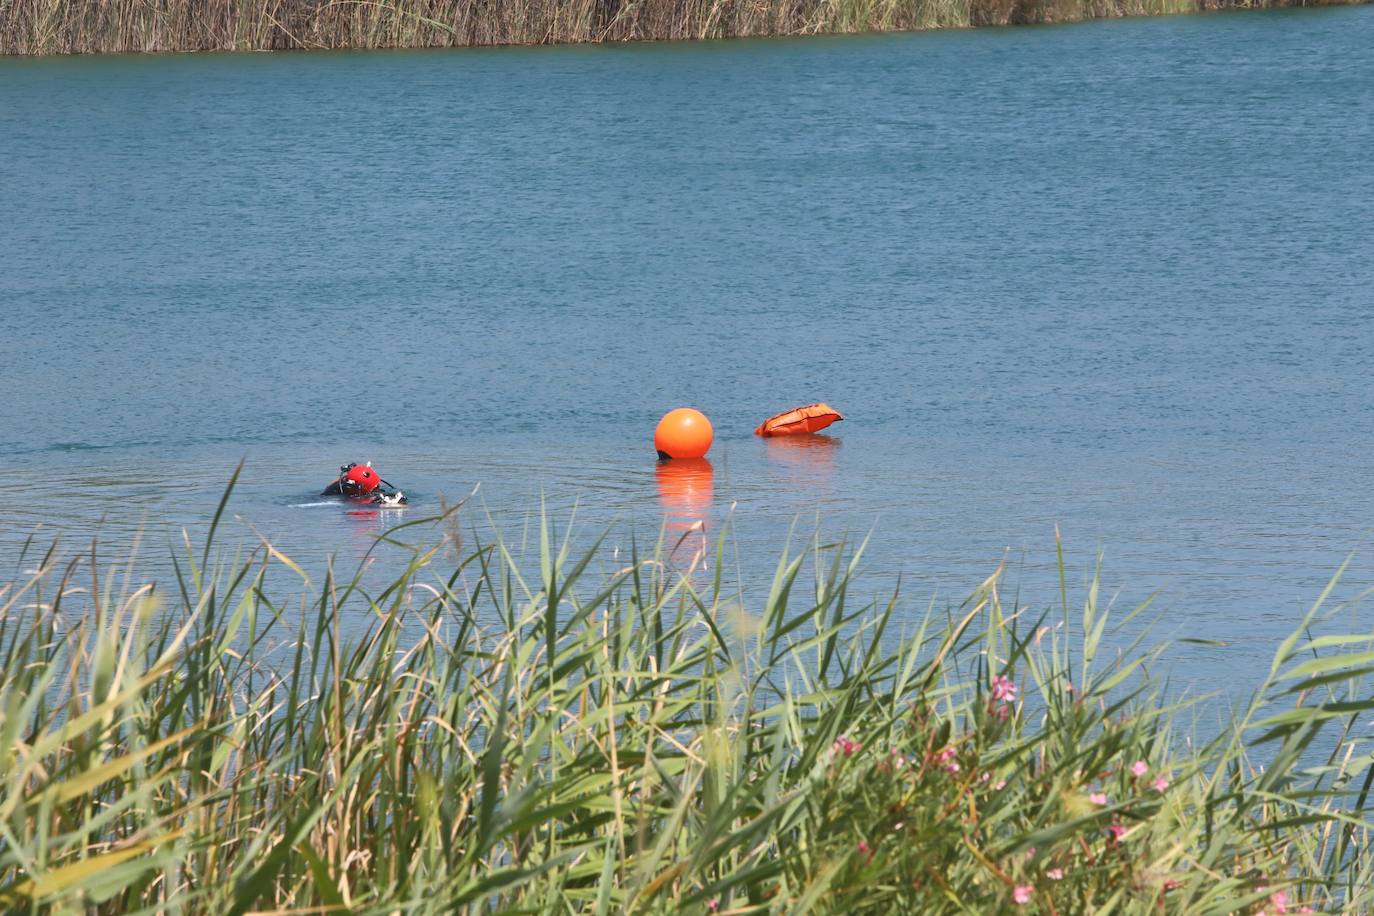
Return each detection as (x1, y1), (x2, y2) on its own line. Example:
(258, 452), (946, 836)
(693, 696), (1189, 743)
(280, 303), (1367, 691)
(2, 0), (1366, 56)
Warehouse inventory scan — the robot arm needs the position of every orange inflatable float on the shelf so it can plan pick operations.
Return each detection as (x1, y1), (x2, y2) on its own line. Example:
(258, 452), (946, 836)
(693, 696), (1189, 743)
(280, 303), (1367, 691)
(754, 403), (843, 438)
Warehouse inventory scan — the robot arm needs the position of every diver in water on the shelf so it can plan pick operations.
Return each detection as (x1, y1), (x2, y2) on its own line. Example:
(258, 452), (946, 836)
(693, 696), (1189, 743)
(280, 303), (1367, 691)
(322, 462), (408, 506)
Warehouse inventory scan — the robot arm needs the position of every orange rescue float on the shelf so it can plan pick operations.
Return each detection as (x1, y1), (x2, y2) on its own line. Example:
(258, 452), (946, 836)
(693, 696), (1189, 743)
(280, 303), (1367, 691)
(754, 403), (844, 438)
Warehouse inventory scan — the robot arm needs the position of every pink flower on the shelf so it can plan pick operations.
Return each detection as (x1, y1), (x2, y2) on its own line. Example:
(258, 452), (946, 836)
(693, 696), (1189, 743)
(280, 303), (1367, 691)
(946, 761), (961, 773)
(1013, 885), (1033, 905)
(1105, 824), (1128, 842)
(991, 675), (1017, 702)
(1162, 878), (1181, 891)
(1131, 761), (1148, 777)
(1089, 792), (1108, 805)
(857, 840), (871, 855)
(706, 900), (719, 913)
(833, 736), (862, 757)
(994, 780), (1007, 790)
(936, 746), (957, 764)
(1299, 908), (1314, 914)
(1269, 890), (1288, 914)
(1153, 776), (1170, 791)
(1046, 868), (1063, 881)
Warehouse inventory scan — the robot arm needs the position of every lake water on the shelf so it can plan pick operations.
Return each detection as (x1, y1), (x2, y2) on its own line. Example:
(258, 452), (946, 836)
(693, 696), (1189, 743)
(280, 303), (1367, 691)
(3, 7), (1373, 696)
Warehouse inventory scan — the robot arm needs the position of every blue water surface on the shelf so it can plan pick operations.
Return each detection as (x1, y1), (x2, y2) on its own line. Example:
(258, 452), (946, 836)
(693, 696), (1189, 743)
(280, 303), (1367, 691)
(2, 6), (1373, 695)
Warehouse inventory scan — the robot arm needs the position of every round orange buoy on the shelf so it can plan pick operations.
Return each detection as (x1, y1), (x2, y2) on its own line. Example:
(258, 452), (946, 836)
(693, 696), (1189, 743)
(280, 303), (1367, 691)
(655, 408), (713, 459)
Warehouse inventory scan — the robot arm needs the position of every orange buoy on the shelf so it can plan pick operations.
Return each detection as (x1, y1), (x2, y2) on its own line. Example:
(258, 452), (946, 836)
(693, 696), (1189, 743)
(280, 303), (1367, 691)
(754, 403), (844, 438)
(655, 407), (713, 459)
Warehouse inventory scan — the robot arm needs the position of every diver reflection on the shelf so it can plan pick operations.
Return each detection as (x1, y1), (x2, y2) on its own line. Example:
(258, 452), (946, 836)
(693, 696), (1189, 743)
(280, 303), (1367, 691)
(343, 505), (410, 556)
(655, 457), (714, 573)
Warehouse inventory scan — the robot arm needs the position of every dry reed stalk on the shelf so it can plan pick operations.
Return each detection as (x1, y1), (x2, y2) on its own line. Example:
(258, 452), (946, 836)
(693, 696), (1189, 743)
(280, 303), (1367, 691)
(0, 0), (1366, 54)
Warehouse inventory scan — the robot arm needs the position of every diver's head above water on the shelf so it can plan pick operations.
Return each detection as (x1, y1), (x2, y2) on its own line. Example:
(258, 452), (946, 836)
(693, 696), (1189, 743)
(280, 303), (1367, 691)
(339, 463), (380, 497)
(323, 462), (406, 505)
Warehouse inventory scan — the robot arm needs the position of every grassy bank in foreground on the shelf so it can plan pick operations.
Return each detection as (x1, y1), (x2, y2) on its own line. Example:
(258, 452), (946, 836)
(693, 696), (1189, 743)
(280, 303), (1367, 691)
(1, 0), (1365, 54)
(3, 497), (1374, 912)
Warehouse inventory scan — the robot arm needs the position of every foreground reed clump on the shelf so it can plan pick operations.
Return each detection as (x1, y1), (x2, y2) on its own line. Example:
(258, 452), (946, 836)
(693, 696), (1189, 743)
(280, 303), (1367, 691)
(3, 492), (1374, 912)
(0, 0), (1365, 55)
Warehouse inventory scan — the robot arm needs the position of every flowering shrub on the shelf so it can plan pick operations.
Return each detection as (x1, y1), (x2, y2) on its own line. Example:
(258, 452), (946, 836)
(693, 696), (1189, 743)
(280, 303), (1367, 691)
(782, 644), (1339, 915)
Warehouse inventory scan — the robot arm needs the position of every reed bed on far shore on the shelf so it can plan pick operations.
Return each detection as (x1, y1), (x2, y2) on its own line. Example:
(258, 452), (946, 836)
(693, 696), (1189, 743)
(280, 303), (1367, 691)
(0, 0), (1364, 55)
(4, 482), (1374, 912)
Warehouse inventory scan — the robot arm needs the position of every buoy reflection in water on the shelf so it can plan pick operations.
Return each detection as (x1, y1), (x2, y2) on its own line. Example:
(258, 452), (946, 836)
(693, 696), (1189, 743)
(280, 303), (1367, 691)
(655, 458), (714, 573)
